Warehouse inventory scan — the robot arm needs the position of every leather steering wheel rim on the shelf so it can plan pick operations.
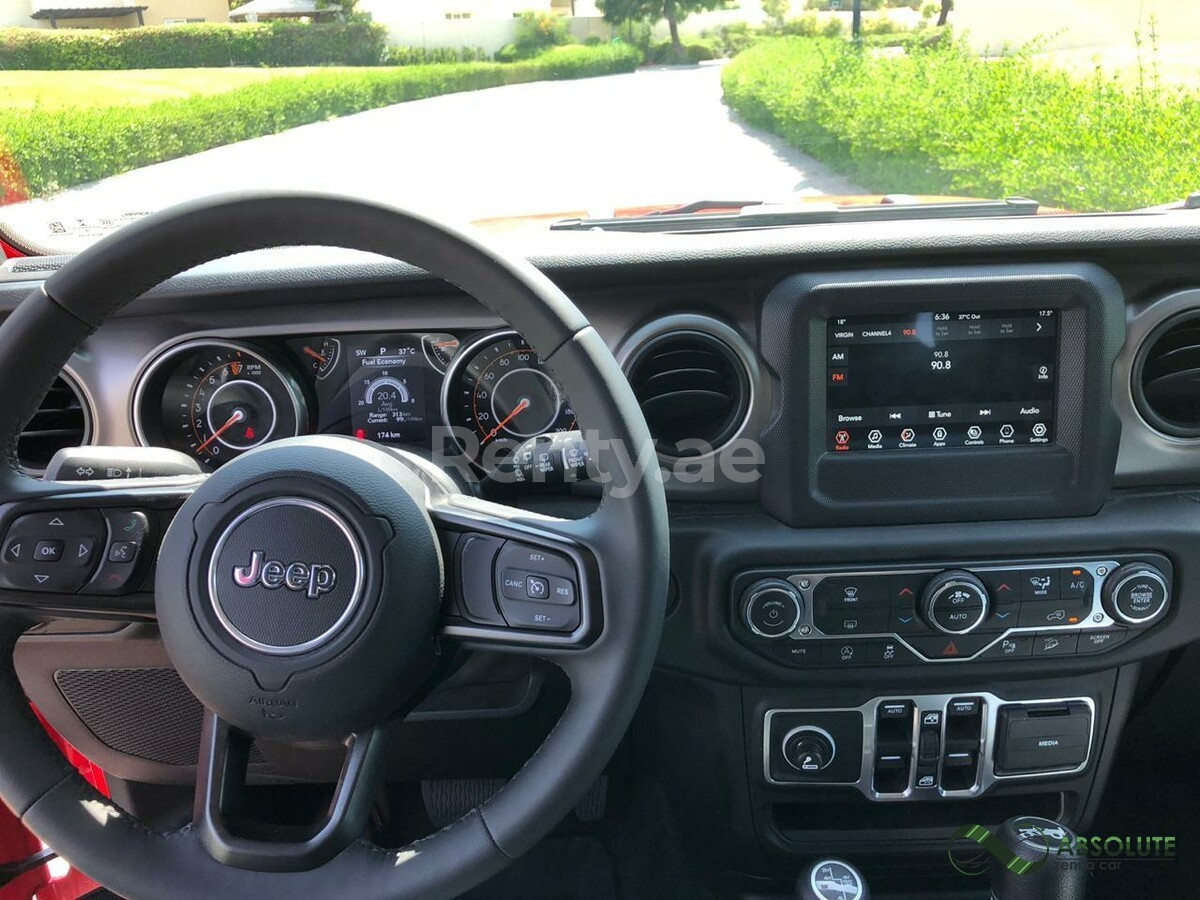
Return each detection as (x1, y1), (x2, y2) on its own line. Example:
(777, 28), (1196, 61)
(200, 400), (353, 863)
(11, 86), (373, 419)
(0, 193), (669, 899)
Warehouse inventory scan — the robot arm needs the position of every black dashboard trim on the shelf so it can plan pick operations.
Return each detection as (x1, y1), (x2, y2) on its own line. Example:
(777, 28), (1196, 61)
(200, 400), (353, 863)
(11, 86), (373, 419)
(757, 263), (1125, 526)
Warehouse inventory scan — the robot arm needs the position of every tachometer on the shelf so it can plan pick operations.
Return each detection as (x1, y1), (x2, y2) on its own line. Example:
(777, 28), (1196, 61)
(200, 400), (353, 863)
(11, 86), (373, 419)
(134, 340), (307, 469)
(441, 330), (575, 471)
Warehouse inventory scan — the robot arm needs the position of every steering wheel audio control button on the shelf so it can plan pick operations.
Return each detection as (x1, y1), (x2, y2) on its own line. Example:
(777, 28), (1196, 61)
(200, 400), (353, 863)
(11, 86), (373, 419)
(742, 579), (803, 638)
(453, 534), (506, 625)
(920, 570), (990, 635)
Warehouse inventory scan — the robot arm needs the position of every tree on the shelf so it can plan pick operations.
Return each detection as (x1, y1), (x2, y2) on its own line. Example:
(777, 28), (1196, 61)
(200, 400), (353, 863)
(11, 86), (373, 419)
(599, 0), (726, 58)
(761, 0), (788, 27)
(936, 0), (952, 26)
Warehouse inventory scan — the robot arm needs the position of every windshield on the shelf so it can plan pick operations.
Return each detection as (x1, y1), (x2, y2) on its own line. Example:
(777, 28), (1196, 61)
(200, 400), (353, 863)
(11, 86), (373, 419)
(0, 0), (1195, 253)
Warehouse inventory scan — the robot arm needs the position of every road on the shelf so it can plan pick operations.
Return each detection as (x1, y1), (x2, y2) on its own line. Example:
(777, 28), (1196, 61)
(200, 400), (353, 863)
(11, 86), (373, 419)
(4, 63), (863, 252)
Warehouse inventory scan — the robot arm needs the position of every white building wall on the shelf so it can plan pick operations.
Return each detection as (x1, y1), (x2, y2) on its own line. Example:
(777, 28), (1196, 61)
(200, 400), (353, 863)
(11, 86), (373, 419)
(360, 0), (607, 53)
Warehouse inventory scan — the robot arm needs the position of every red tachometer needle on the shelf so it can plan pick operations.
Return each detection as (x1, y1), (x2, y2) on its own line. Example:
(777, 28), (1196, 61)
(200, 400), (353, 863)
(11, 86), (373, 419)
(196, 409), (245, 454)
(482, 398), (530, 444)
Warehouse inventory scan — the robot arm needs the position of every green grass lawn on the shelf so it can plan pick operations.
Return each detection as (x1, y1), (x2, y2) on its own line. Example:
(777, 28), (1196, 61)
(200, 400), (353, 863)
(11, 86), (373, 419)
(0, 44), (643, 201)
(0, 66), (363, 110)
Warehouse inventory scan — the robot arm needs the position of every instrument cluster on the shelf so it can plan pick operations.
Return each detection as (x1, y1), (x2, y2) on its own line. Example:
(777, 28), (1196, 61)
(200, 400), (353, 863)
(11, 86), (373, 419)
(132, 329), (576, 476)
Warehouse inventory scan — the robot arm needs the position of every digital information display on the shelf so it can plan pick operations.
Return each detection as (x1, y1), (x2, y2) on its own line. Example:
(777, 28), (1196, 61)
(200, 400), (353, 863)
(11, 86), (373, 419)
(346, 335), (429, 444)
(825, 309), (1058, 452)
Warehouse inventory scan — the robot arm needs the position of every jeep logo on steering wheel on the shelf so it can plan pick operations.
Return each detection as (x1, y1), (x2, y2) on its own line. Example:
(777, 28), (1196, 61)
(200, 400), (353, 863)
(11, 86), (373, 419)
(233, 550), (338, 599)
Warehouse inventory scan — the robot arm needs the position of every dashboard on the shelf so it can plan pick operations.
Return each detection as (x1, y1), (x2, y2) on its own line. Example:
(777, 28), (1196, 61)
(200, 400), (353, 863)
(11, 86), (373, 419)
(8, 210), (1200, 890)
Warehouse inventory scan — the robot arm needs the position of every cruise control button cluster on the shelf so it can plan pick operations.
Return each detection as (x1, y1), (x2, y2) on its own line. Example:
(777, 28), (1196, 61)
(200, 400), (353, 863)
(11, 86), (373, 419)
(0, 508), (151, 594)
(452, 535), (582, 633)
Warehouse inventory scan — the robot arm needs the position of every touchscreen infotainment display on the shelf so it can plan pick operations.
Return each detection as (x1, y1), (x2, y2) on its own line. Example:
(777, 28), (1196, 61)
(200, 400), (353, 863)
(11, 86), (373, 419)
(826, 309), (1058, 452)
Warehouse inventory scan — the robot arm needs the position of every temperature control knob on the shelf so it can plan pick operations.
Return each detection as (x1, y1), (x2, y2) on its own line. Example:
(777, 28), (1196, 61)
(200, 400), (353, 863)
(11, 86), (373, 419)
(1102, 563), (1169, 626)
(742, 579), (803, 638)
(921, 570), (989, 635)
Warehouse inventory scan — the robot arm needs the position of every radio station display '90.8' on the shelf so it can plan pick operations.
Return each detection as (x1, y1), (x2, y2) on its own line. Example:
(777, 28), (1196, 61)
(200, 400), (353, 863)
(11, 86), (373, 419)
(826, 309), (1058, 452)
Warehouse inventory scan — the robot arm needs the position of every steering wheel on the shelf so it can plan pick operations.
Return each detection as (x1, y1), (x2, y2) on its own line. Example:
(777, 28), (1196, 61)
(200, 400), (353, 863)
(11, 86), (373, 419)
(0, 194), (668, 899)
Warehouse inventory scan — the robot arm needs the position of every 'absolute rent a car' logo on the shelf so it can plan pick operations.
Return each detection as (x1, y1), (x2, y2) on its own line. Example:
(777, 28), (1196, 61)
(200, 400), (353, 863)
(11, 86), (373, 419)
(947, 822), (1176, 877)
(232, 550), (338, 599)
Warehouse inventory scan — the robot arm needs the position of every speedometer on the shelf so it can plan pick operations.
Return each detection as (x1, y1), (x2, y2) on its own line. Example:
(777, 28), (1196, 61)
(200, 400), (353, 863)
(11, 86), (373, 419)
(441, 330), (576, 471)
(134, 340), (307, 469)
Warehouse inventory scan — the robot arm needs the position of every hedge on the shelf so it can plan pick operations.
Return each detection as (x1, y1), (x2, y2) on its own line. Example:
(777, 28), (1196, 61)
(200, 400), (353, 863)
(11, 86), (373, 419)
(646, 39), (718, 65)
(721, 37), (1200, 211)
(0, 22), (388, 69)
(0, 44), (643, 199)
(381, 46), (489, 66)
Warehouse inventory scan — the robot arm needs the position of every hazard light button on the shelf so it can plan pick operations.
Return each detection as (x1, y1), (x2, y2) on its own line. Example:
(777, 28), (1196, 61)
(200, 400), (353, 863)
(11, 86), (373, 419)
(907, 634), (991, 660)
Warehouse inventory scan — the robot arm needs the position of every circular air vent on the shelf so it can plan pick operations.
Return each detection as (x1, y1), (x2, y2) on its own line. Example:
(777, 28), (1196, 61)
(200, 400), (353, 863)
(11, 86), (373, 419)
(625, 327), (751, 459)
(18, 372), (92, 472)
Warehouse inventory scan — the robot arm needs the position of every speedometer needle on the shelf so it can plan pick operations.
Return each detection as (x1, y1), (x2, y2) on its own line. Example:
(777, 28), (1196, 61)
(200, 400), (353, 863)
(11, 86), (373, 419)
(482, 399), (530, 444)
(196, 409), (245, 454)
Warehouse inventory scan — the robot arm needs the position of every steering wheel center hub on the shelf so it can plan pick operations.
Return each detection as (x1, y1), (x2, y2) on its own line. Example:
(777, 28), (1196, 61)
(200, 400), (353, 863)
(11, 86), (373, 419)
(209, 498), (366, 655)
(156, 436), (444, 740)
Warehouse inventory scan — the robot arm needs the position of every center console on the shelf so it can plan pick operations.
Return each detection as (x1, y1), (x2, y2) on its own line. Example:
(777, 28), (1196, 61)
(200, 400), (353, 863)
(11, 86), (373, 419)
(640, 262), (1186, 877)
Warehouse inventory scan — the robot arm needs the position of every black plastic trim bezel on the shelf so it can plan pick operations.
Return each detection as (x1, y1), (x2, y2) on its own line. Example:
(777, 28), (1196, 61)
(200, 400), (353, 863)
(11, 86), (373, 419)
(757, 263), (1125, 526)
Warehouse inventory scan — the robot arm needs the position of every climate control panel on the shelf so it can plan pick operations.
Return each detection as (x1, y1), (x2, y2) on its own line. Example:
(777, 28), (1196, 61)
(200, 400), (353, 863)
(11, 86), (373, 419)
(734, 555), (1171, 667)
